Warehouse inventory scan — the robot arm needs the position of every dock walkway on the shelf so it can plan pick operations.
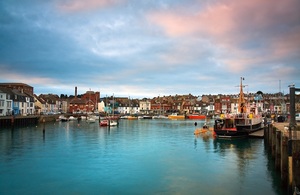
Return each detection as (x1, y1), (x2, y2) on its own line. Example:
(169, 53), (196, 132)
(248, 129), (264, 138)
(248, 122), (300, 139)
(264, 122), (300, 194)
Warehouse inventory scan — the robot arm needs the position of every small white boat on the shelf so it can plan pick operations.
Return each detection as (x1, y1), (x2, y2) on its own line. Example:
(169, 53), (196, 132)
(86, 117), (96, 123)
(109, 120), (118, 126)
(59, 115), (69, 122)
(68, 116), (77, 121)
(153, 115), (168, 119)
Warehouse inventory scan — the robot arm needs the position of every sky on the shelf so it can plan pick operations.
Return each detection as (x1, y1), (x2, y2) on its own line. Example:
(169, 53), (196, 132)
(1, 0), (300, 98)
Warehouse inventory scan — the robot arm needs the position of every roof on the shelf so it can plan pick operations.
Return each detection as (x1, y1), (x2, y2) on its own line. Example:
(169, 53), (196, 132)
(0, 83), (33, 88)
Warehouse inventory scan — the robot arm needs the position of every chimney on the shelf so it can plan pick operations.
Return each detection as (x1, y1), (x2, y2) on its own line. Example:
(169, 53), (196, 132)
(75, 86), (77, 98)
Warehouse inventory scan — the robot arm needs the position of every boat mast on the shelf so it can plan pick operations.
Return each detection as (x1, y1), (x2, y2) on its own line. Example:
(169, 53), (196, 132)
(238, 77), (246, 113)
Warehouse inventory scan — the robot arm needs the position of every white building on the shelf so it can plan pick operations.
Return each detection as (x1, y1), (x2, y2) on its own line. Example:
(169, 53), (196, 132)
(139, 100), (151, 114)
(0, 88), (13, 116)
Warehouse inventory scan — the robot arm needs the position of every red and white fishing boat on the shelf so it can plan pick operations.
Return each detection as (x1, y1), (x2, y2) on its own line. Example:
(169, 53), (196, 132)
(214, 77), (263, 138)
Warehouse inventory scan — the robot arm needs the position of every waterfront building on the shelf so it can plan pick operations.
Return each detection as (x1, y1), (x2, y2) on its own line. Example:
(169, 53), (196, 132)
(221, 96), (231, 113)
(69, 98), (86, 113)
(0, 87), (13, 116)
(34, 94), (47, 115)
(0, 83), (35, 116)
(81, 90), (100, 113)
(59, 99), (69, 114)
(230, 99), (239, 114)
(11, 89), (33, 116)
(214, 98), (221, 114)
(0, 83), (34, 96)
(140, 99), (151, 114)
(129, 99), (140, 115)
(97, 100), (105, 113)
(115, 101), (125, 114)
(68, 87), (99, 114)
(192, 98), (202, 113)
(38, 94), (59, 114)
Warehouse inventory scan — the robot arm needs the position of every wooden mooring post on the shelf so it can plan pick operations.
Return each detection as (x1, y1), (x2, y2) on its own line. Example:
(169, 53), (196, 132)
(265, 123), (300, 194)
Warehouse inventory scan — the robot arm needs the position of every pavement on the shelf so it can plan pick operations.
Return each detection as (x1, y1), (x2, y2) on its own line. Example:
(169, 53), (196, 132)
(273, 122), (300, 140)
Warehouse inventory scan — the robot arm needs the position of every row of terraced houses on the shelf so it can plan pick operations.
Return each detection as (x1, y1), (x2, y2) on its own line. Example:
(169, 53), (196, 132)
(0, 83), (299, 117)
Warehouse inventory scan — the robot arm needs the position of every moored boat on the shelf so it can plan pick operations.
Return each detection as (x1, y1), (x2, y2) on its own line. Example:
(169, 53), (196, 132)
(100, 119), (109, 126)
(168, 113), (185, 120)
(109, 120), (118, 126)
(100, 119), (118, 126)
(59, 115), (69, 122)
(187, 114), (206, 120)
(86, 116), (96, 123)
(213, 77), (263, 139)
(127, 116), (138, 120)
(143, 115), (152, 119)
(153, 115), (168, 119)
(68, 116), (77, 121)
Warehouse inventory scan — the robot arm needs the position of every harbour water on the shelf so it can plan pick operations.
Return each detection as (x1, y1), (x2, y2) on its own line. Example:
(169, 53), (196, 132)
(0, 119), (285, 195)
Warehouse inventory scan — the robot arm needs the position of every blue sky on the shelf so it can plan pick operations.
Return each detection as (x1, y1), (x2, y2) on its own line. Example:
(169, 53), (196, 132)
(1, 0), (300, 98)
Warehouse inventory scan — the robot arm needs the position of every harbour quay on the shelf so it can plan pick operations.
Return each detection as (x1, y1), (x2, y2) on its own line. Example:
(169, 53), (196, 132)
(264, 122), (300, 194)
(0, 115), (39, 128)
(0, 115), (58, 128)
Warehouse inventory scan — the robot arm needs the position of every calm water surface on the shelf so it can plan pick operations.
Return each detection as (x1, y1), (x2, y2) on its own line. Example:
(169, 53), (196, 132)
(0, 119), (285, 195)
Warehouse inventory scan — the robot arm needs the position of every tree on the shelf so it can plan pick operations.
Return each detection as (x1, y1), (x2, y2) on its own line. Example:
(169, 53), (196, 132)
(256, 91), (263, 95)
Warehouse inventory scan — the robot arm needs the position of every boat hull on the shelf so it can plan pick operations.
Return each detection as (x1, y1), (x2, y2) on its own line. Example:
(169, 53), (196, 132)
(168, 115), (185, 120)
(214, 128), (248, 139)
(214, 118), (263, 139)
(187, 115), (206, 120)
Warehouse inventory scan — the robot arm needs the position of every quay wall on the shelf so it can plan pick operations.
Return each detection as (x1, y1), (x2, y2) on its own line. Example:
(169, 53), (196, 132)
(0, 116), (39, 128)
(0, 115), (59, 128)
(264, 123), (300, 194)
(0, 114), (91, 129)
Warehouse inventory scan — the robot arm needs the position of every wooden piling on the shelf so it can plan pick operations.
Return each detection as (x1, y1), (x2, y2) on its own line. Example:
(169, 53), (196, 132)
(269, 125), (273, 150)
(272, 126), (276, 158)
(268, 123), (300, 194)
(275, 130), (281, 171)
(264, 125), (270, 144)
(281, 135), (289, 187)
(292, 140), (300, 192)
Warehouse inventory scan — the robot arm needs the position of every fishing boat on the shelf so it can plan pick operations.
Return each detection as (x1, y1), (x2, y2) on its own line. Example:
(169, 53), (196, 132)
(214, 77), (263, 139)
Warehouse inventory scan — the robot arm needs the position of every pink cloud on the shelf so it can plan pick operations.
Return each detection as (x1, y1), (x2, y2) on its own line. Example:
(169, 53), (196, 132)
(270, 26), (300, 60)
(149, 0), (299, 44)
(147, 0), (300, 69)
(58, 0), (125, 12)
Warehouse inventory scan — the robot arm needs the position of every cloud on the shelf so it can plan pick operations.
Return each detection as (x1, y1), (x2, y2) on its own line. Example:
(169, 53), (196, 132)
(58, 0), (125, 12)
(0, 0), (299, 97)
(0, 65), (59, 85)
(147, 0), (300, 69)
